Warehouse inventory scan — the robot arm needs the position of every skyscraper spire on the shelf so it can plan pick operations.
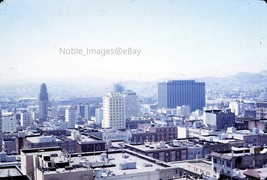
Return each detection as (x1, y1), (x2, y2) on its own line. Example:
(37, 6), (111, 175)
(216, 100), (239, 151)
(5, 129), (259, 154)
(39, 83), (49, 120)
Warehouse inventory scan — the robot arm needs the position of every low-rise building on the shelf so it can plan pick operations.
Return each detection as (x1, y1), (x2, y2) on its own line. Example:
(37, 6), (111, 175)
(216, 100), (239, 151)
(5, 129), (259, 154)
(24, 135), (77, 153)
(211, 146), (267, 179)
(102, 129), (132, 142)
(131, 125), (177, 144)
(21, 146), (178, 180)
(172, 160), (216, 179)
(125, 141), (188, 162)
(0, 165), (31, 180)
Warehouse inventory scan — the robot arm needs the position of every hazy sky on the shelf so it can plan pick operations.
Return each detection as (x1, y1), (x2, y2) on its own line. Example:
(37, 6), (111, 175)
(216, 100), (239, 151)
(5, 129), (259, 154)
(0, 0), (267, 82)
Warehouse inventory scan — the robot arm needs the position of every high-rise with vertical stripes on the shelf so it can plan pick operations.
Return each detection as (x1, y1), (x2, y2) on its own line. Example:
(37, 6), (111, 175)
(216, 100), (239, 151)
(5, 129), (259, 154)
(158, 80), (205, 111)
(39, 83), (49, 120)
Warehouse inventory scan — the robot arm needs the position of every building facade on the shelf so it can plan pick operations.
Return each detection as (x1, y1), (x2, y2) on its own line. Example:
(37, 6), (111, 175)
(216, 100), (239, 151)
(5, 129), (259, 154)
(102, 93), (126, 130)
(204, 109), (235, 130)
(77, 103), (89, 120)
(256, 102), (267, 119)
(124, 90), (139, 117)
(2, 113), (17, 133)
(20, 111), (32, 129)
(38, 83), (49, 120)
(65, 106), (77, 129)
(158, 80), (205, 111)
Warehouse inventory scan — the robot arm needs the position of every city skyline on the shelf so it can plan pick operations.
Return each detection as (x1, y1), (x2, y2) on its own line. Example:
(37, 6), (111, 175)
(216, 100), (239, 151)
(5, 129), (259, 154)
(0, 0), (267, 83)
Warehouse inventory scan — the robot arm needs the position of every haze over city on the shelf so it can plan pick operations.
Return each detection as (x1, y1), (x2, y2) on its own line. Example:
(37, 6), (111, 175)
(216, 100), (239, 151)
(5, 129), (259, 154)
(0, 0), (267, 84)
(2, 1), (267, 180)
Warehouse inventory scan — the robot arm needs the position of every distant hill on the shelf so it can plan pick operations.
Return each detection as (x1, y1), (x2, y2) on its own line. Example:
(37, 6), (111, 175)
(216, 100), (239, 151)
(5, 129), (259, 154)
(0, 70), (267, 99)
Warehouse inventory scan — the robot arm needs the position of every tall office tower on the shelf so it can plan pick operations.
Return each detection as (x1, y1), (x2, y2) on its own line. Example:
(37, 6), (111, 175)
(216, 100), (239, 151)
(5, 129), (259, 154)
(65, 106), (77, 128)
(20, 111), (32, 129)
(0, 109), (2, 151)
(113, 83), (125, 93)
(158, 80), (205, 112)
(124, 90), (139, 117)
(102, 92), (126, 129)
(39, 83), (49, 120)
(77, 103), (89, 119)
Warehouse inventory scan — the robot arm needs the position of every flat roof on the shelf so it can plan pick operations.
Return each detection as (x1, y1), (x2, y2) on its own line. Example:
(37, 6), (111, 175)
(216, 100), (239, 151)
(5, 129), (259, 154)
(36, 149), (171, 176)
(26, 136), (61, 143)
(21, 147), (62, 154)
(69, 151), (167, 176)
(171, 160), (212, 174)
(126, 143), (189, 151)
(0, 166), (23, 177)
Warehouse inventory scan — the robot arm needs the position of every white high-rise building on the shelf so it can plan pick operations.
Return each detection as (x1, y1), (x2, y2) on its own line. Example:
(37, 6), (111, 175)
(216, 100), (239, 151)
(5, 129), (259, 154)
(20, 111), (32, 129)
(2, 113), (17, 132)
(124, 90), (139, 117)
(65, 106), (77, 128)
(102, 93), (126, 129)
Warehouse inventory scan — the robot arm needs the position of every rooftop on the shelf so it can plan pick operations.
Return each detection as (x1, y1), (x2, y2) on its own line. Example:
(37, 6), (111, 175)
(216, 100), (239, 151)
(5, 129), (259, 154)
(31, 147), (172, 177)
(26, 135), (61, 143)
(0, 167), (22, 177)
(126, 142), (189, 151)
(0, 165), (30, 179)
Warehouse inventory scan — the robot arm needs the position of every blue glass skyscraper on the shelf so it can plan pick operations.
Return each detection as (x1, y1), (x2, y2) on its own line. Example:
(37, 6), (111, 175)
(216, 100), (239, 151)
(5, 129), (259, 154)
(158, 80), (205, 111)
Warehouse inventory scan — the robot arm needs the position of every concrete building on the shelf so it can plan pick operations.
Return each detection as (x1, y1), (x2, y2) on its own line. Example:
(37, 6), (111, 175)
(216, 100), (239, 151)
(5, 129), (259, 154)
(130, 125), (178, 144)
(101, 129), (132, 142)
(124, 90), (139, 117)
(95, 107), (103, 125)
(69, 131), (106, 152)
(21, 146), (178, 180)
(229, 100), (244, 116)
(126, 117), (153, 129)
(176, 105), (191, 117)
(65, 106), (77, 129)
(24, 135), (77, 153)
(204, 109), (235, 130)
(58, 106), (67, 117)
(102, 93), (126, 130)
(20, 147), (94, 180)
(30, 111), (39, 120)
(38, 83), (49, 120)
(125, 142), (188, 162)
(0, 165), (31, 180)
(256, 101), (267, 119)
(77, 103), (89, 120)
(20, 111), (32, 129)
(1, 113), (17, 133)
(211, 146), (267, 179)
(3, 135), (16, 154)
(174, 160), (215, 179)
(158, 80), (205, 111)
